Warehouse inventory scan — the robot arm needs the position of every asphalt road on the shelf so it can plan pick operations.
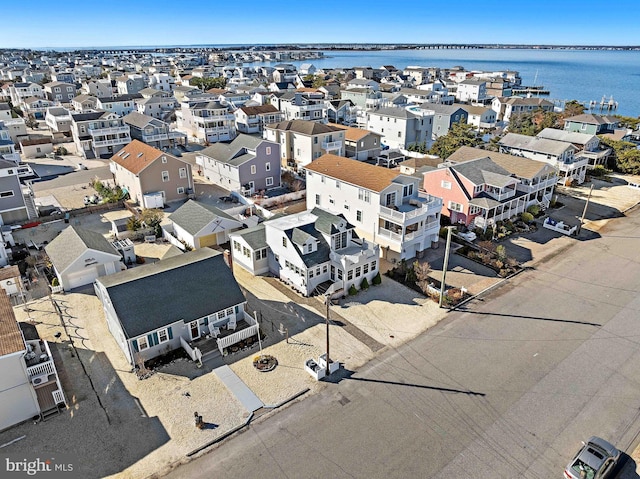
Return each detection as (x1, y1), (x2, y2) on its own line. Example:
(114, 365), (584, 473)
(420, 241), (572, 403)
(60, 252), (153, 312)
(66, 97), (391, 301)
(167, 207), (640, 479)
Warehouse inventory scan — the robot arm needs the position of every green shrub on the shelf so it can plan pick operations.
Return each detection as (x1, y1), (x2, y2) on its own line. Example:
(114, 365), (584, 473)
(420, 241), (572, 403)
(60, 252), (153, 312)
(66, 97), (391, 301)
(527, 205), (540, 216)
(360, 277), (369, 290)
(520, 212), (534, 223)
(372, 272), (382, 285)
(348, 284), (358, 296)
(590, 165), (609, 177)
(55, 146), (68, 156)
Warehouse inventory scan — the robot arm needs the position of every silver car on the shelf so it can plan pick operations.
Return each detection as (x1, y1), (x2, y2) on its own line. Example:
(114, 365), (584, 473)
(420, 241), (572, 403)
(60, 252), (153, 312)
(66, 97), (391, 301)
(564, 436), (621, 479)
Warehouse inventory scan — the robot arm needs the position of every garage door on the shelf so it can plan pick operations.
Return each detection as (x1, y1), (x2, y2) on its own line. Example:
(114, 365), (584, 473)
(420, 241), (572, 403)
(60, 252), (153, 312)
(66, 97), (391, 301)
(66, 267), (99, 290)
(198, 233), (219, 248)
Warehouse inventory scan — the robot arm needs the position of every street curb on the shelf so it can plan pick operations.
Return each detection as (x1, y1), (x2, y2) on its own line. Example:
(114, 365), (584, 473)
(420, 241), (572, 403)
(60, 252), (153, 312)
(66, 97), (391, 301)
(185, 388), (310, 458)
(186, 412), (254, 458)
(446, 267), (530, 312)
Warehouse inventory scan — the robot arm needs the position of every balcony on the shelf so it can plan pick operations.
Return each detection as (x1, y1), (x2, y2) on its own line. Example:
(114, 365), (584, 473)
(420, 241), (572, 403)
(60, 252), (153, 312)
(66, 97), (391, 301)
(93, 136), (131, 148)
(329, 239), (379, 269)
(377, 227), (402, 242)
(90, 125), (129, 136)
(379, 195), (442, 225)
(322, 140), (342, 151)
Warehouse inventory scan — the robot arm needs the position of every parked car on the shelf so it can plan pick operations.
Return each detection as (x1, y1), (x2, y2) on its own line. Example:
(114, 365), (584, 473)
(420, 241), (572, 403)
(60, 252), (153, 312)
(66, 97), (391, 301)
(564, 436), (621, 479)
(456, 230), (477, 242)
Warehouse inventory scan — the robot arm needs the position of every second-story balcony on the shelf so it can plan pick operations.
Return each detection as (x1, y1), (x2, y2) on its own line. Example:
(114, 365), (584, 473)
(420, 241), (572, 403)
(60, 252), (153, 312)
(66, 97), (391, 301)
(322, 140), (342, 151)
(89, 125), (129, 136)
(379, 194), (442, 226)
(519, 176), (557, 193)
(329, 238), (379, 270)
(92, 135), (131, 148)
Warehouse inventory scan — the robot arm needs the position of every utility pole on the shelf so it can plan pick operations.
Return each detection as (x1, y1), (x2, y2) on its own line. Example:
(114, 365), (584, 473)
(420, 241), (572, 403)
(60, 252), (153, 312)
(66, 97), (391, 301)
(577, 184), (594, 235)
(439, 227), (454, 308)
(325, 294), (330, 376)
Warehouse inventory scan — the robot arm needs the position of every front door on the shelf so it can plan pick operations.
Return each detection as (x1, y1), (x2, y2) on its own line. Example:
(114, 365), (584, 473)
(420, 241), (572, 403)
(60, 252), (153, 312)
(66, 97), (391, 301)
(189, 320), (200, 340)
(330, 265), (335, 281)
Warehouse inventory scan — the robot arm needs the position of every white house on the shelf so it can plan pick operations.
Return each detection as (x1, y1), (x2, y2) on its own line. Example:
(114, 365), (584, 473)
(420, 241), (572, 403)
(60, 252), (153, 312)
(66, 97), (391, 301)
(167, 200), (244, 249)
(45, 226), (123, 291)
(228, 224), (270, 275)
(0, 293), (66, 430)
(263, 207), (380, 297)
(365, 106), (434, 150)
(305, 154), (442, 262)
(455, 78), (488, 103)
(499, 133), (588, 184)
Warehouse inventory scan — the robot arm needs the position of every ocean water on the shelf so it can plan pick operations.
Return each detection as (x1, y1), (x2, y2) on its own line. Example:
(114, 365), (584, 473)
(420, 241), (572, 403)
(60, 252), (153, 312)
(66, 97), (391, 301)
(280, 49), (640, 117)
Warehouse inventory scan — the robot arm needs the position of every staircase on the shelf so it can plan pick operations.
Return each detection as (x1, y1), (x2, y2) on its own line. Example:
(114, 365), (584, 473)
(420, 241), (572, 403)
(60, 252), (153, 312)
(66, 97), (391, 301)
(23, 193), (38, 220)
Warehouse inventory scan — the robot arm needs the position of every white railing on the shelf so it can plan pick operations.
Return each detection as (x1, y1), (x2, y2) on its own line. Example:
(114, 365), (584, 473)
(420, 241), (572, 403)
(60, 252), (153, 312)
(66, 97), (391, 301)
(49, 285), (64, 294)
(180, 336), (202, 364)
(217, 324), (260, 355)
(93, 137), (131, 147)
(379, 200), (439, 223)
(143, 133), (169, 142)
(27, 361), (55, 380)
(377, 227), (402, 242)
(487, 189), (517, 201)
(52, 389), (65, 405)
(90, 125), (129, 136)
(322, 140), (342, 150)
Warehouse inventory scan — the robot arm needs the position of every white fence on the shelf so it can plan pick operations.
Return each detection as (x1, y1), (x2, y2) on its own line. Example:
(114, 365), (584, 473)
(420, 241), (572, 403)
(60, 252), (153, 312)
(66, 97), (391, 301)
(27, 361), (55, 380)
(162, 228), (187, 251)
(180, 336), (202, 364)
(254, 190), (306, 209)
(217, 324), (260, 355)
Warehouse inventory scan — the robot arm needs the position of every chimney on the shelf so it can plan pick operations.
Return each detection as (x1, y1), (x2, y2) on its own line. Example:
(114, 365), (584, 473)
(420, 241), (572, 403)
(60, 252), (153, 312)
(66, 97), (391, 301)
(223, 249), (233, 272)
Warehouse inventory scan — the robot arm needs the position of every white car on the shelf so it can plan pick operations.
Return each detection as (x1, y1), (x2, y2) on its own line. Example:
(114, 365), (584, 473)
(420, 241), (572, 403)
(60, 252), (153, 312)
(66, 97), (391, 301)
(457, 231), (477, 242)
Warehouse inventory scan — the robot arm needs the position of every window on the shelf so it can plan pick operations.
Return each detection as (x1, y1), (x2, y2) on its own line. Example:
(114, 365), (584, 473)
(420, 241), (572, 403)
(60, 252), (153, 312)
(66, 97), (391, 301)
(161, 171), (169, 182)
(243, 246), (250, 258)
(158, 328), (169, 344)
(137, 336), (149, 350)
(356, 266), (361, 277)
(265, 162), (271, 171)
(334, 231), (347, 250)
(234, 241), (241, 251)
(162, 156), (167, 163)
(218, 311), (225, 320)
(347, 270), (353, 280)
(363, 263), (369, 274)
(309, 269), (314, 278)
(315, 194), (320, 205)
(255, 248), (267, 260)
(282, 237), (287, 247)
(0, 191), (14, 198)
(177, 186), (185, 194)
(251, 165), (256, 174)
(314, 137), (318, 144)
(441, 180), (452, 189)
(448, 201), (463, 212)
(371, 260), (377, 271)
(356, 210), (362, 222)
(337, 269), (343, 280)
(266, 147), (271, 155)
(336, 180), (340, 189)
(344, 204), (349, 210)
(226, 308), (234, 316)
(403, 184), (414, 197)
(357, 189), (370, 203)
(179, 167), (187, 178)
(266, 177), (273, 186)
(323, 265), (328, 273)
(398, 132), (401, 138)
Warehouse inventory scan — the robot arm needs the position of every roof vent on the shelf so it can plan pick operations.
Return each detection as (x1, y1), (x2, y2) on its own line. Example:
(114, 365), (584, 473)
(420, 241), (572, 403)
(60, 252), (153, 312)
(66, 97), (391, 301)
(137, 152), (143, 158)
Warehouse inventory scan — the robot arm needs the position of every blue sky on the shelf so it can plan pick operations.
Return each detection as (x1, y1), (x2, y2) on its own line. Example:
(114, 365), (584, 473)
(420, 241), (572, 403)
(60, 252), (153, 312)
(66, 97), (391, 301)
(2, 1), (639, 48)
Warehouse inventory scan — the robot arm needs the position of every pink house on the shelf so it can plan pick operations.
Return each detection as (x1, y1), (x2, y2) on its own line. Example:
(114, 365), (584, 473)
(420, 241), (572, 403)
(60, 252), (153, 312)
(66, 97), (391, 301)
(423, 148), (557, 230)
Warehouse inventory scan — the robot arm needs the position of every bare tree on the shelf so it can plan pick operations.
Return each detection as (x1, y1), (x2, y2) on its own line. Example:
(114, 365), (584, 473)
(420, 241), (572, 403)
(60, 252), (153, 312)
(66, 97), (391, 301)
(413, 260), (432, 293)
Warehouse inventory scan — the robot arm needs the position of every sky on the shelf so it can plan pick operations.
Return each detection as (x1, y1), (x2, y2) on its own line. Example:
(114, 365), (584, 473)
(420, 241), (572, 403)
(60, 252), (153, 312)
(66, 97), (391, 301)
(1, 0), (640, 49)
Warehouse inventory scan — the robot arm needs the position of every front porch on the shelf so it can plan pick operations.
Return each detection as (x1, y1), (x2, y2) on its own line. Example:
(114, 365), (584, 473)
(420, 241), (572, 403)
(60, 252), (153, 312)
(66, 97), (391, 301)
(183, 311), (261, 361)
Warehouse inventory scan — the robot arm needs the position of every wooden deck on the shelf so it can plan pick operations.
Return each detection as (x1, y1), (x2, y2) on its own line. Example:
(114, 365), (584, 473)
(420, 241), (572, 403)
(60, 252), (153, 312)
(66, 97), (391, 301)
(35, 381), (59, 413)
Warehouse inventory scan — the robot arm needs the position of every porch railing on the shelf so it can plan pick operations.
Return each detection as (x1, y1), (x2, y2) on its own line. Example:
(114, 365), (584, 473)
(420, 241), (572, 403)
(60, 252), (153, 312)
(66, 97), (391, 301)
(27, 361), (55, 380)
(217, 324), (260, 355)
(52, 389), (65, 405)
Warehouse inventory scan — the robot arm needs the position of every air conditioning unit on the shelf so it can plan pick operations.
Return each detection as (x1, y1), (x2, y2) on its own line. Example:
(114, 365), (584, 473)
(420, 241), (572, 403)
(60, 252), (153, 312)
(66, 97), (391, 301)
(31, 374), (49, 386)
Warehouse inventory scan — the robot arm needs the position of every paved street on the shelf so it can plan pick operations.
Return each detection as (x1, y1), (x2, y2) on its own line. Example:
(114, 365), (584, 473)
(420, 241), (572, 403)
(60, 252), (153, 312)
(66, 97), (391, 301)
(167, 206), (640, 479)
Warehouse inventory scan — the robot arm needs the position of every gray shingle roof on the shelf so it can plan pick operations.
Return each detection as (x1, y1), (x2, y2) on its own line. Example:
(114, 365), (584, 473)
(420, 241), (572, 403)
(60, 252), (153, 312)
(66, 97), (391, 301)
(450, 157), (514, 187)
(564, 114), (618, 125)
(230, 224), (266, 250)
(284, 222), (330, 268)
(536, 128), (597, 145)
(96, 249), (246, 338)
(500, 133), (576, 156)
(123, 111), (155, 129)
(45, 226), (119, 273)
(310, 207), (352, 235)
(370, 106), (417, 119)
(168, 200), (238, 236)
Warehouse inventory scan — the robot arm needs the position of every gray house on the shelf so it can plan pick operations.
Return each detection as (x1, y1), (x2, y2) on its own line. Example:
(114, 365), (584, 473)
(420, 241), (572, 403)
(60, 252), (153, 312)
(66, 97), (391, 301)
(0, 158), (37, 224)
(195, 134), (281, 196)
(421, 103), (468, 138)
(94, 249), (247, 365)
